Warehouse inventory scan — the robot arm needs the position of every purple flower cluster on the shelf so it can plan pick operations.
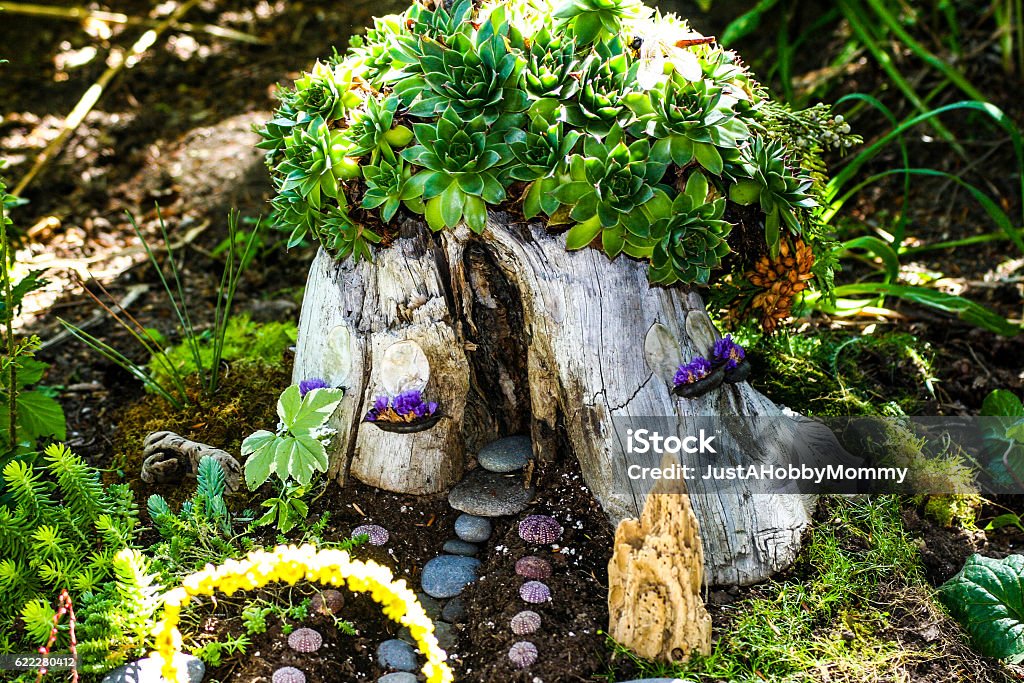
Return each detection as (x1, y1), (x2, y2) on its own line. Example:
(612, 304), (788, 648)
(298, 377), (330, 397)
(712, 335), (746, 370)
(364, 390), (438, 422)
(674, 356), (712, 386)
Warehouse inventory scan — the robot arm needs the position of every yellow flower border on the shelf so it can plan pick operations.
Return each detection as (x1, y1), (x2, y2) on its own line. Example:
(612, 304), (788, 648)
(153, 544), (453, 683)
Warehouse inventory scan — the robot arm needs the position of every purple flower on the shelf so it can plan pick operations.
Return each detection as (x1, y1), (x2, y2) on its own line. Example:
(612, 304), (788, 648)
(363, 391), (438, 423)
(712, 335), (746, 371)
(299, 377), (330, 397)
(393, 389), (423, 417)
(674, 357), (712, 386)
(373, 395), (390, 413)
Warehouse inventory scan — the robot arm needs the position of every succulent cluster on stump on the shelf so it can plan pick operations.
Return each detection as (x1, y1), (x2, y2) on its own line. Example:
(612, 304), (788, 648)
(259, 0), (857, 330)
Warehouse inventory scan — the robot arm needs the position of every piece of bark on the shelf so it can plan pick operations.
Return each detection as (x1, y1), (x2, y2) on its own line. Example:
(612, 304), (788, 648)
(607, 468), (712, 663)
(140, 431), (242, 491)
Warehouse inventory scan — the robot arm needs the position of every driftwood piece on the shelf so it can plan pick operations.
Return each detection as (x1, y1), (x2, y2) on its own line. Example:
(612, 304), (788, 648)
(294, 214), (840, 585)
(607, 466), (711, 662)
(140, 431), (242, 491)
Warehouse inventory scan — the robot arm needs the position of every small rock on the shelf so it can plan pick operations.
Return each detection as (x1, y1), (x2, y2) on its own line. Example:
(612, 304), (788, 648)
(421, 555), (481, 598)
(441, 597), (466, 623)
(434, 621), (458, 651)
(454, 513), (492, 543)
(443, 539), (479, 556)
(377, 674), (418, 683)
(377, 639), (417, 672)
(448, 469), (535, 517)
(101, 654), (204, 683)
(415, 591), (443, 621)
(477, 435), (533, 473)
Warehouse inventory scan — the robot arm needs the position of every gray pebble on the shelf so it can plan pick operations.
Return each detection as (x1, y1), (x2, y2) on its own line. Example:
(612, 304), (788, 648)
(434, 621), (458, 651)
(377, 639), (417, 672)
(377, 674), (418, 683)
(420, 554), (481, 598)
(477, 435), (533, 473)
(443, 538), (479, 556)
(448, 469), (535, 517)
(441, 596), (466, 623)
(415, 591), (442, 621)
(454, 513), (492, 543)
(102, 655), (204, 683)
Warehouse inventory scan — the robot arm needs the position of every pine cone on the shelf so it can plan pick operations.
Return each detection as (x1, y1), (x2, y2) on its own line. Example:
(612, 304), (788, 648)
(747, 238), (814, 333)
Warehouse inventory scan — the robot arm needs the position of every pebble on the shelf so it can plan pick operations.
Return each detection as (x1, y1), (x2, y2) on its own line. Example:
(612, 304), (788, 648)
(420, 555), (481, 598)
(101, 655), (204, 683)
(377, 639), (418, 672)
(415, 591), (443, 621)
(477, 435), (533, 472)
(441, 596), (466, 623)
(443, 538), (479, 556)
(448, 469), (535, 517)
(434, 621), (458, 651)
(454, 513), (492, 543)
(377, 674), (418, 683)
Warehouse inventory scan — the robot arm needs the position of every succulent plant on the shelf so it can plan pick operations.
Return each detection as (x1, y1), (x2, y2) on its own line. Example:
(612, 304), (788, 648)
(402, 107), (512, 233)
(712, 334), (746, 371)
(272, 666), (306, 683)
(361, 150), (424, 224)
(346, 14), (406, 89)
(319, 204), (382, 263)
(277, 116), (360, 211)
(393, 24), (529, 127)
(292, 60), (362, 123)
(311, 589), (345, 616)
(508, 640), (539, 668)
(728, 137), (817, 256)
(552, 124), (669, 257)
(511, 610), (542, 636)
(626, 74), (750, 175)
(288, 627), (323, 653)
(364, 390), (439, 423)
(520, 580), (552, 604)
(345, 96), (414, 164)
(518, 515), (563, 544)
(506, 106), (581, 219)
(515, 555), (553, 580)
(566, 38), (639, 137)
(351, 524), (390, 546)
(519, 26), (581, 101)
(674, 357), (712, 386)
(552, 0), (649, 46)
(646, 171), (732, 285)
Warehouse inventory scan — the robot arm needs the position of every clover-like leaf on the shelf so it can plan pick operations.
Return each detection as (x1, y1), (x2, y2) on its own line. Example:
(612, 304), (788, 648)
(938, 554), (1024, 661)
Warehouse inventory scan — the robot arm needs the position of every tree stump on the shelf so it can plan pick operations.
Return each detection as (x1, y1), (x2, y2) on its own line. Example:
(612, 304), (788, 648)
(293, 213), (834, 585)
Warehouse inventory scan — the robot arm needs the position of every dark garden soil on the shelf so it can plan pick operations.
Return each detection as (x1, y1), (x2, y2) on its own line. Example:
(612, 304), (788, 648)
(3, 0), (1024, 682)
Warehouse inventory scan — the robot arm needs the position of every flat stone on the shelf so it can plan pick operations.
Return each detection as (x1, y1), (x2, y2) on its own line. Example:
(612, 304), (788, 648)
(443, 538), (479, 556)
(434, 621), (458, 651)
(454, 513), (492, 543)
(477, 435), (533, 472)
(377, 673), (418, 683)
(102, 655), (204, 683)
(441, 596), (466, 623)
(448, 469), (534, 517)
(421, 554), (481, 598)
(377, 639), (417, 672)
(415, 591), (443, 621)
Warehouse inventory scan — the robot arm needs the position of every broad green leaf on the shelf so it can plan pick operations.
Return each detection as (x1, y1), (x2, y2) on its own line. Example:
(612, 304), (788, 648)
(938, 554), (1024, 661)
(982, 390), (1024, 417)
(289, 388), (344, 435)
(276, 384), (302, 430)
(565, 217), (602, 250)
(291, 435), (330, 486)
(17, 391), (66, 442)
(273, 437), (301, 486)
(242, 430), (279, 490)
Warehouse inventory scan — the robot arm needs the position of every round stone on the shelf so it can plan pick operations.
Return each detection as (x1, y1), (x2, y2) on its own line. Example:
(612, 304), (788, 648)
(420, 555), (481, 598)
(448, 469), (535, 517)
(434, 621), (458, 651)
(441, 597), (466, 623)
(515, 555), (552, 580)
(443, 538), (479, 556)
(454, 513), (492, 543)
(415, 591), (443, 621)
(377, 639), (417, 672)
(377, 673), (418, 683)
(477, 435), (533, 473)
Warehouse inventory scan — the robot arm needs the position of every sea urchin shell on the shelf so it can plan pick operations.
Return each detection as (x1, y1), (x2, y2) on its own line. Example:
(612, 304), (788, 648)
(351, 524), (389, 546)
(515, 555), (552, 580)
(508, 640), (539, 669)
(518, 515), (562, 544)
(272, 667), (306, 683)
(288, 627), (323, 653)
(311, 589), (344, 615)
(519, 580), (551, 604)
(511, 610), (542, 636)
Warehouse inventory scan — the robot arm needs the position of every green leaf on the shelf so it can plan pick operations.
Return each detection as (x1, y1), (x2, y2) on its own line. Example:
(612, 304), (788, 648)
(693, 143), (723, 175)
(289, 387), (343, 435)
(440, 182), (466, 228)
(565, 216), (602, 250)
(276, 384), (302, 428)
(938, 554), (1024, 661)
(983, 390), (1024, 417)
(424, 197), (446, 232)
(290, 435), (329, 486)
(242, 430), (279, 490)
(729, 179), (760, 205)
(551, 182), (592, 204)
(16, 391), (66, 442)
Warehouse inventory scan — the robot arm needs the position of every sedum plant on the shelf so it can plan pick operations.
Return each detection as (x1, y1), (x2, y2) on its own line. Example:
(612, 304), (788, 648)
(259, 0), (857, 327)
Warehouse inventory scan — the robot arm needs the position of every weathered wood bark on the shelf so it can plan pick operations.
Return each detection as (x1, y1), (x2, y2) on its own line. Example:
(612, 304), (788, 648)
(293, 213), (836, 585)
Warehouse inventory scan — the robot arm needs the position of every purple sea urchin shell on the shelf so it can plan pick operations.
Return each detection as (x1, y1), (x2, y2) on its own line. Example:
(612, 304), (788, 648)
(518, 515), (562, 544)
(352, 524), (389, 546)
(515, 556), (552, 580)
(272, 667), (306, 683)
(288, 627), (323, 653)
(519, 580), (551, 604)
(311, 589), (344, 615)
(508, 641), (538, 669)
(511, 610), (542, 636)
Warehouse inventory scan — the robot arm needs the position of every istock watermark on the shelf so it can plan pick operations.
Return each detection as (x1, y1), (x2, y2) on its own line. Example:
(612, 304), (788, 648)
(625, 461), (907, 485)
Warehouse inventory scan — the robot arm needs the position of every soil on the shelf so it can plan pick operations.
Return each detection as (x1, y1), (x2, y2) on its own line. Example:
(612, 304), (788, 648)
(3, 0), (1024, 682)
